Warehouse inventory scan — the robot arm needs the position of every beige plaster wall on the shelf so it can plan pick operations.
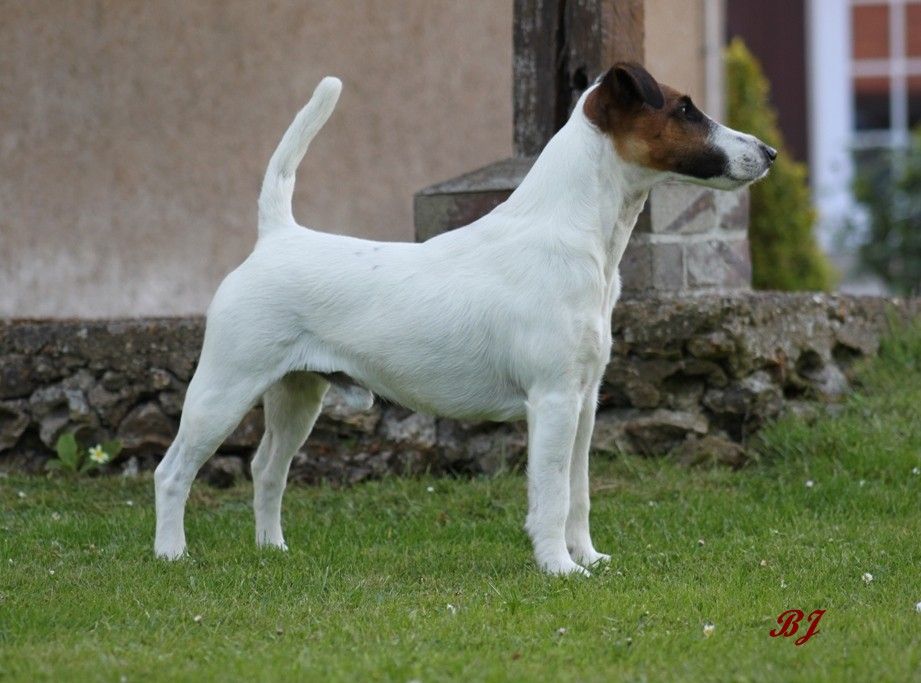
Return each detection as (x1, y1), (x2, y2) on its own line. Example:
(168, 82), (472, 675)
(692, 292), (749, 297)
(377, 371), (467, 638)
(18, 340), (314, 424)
(1, 0), (713, 318)
(645, 0), (708, 104)
(1, 0), (513, 317)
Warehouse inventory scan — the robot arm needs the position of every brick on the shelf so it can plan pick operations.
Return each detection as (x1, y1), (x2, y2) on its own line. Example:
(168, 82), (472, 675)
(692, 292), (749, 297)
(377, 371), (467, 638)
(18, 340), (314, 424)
(685, 238), (752, 289)
(621, 240), (684, 296)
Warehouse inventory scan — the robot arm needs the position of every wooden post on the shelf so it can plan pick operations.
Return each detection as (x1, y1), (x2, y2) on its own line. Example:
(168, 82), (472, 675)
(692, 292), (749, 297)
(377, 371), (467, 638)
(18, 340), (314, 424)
(513, 0), (644, 157)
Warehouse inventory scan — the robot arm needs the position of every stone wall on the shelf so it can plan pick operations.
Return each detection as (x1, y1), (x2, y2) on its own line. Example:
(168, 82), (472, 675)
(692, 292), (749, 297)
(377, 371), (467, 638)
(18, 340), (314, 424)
(1, 293), (918, 484)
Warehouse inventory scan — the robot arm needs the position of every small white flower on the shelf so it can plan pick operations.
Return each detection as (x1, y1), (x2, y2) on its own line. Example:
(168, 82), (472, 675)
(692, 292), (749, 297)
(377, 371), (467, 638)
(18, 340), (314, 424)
(702, 622), (715, 638)
(557, 627), (567, 636)
(17, 491), (26, 499)
(912, 467), (920, 475)
(193, 614), (203, 624)
(426, 486), (434, 493)
(125, 500), (134, 507)
(759, 559), (768, 567)
(862, 572), (874, 584)
(859, 480), (867, 487)
(915, 601), (921, 613)
(49, 569), (55, 575)
(697, 539), (705, 546)
(780, 579), (788, 588)
(88, 445), (110, 465)
(51, 512), (61, 521)
(647, 501), (657, 507)
(805, 479), (815, 488)
(447, 604), (457, 615)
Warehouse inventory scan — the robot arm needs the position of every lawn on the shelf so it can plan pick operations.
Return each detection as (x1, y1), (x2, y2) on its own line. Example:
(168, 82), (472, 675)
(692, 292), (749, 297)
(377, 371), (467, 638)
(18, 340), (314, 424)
(2, 326), (920, 682)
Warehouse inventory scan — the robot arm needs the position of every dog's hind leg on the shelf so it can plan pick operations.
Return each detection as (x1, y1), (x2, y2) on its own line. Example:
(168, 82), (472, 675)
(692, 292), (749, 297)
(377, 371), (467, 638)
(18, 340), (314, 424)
(154, 366), (269, 559)
(251, 371), (328, 550)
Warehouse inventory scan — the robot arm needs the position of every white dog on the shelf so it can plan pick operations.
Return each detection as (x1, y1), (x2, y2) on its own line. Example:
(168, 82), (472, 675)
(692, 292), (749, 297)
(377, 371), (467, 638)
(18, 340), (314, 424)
(154, 63), (774, 575)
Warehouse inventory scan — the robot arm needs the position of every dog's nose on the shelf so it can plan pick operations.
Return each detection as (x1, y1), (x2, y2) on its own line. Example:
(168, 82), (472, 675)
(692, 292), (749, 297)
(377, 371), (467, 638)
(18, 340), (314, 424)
(761, 144), (778, 163)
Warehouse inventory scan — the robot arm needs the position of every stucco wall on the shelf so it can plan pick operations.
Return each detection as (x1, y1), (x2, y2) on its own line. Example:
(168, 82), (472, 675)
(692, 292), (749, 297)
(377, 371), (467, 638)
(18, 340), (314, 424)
(646, 0), (712, 107)
(1, 1), (513, 317)
(1, 1), (715, 318)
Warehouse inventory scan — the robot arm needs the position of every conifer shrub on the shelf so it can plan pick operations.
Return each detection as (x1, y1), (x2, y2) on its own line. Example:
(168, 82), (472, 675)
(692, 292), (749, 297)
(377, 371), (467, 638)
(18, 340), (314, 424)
(725, 38), (835, 291)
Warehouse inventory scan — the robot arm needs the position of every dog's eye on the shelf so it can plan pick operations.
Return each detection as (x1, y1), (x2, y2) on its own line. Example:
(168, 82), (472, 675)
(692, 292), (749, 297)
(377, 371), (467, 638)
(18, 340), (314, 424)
(677, 100), (702, 123)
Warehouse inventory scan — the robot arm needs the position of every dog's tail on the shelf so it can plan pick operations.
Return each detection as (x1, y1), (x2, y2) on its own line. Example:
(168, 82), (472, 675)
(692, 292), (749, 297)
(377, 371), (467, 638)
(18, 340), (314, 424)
(258, 76), (342, 233)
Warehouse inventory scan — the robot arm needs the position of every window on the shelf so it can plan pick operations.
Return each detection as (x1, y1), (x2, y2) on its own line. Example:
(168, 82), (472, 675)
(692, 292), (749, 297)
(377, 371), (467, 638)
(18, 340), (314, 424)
(851, 0), (921, 148)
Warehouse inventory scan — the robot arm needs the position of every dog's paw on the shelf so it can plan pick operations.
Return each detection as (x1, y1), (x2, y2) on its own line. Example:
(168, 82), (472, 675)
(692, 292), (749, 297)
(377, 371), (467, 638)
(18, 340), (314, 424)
(154, 543), (187, 561)
(539, 555), (592, 577)
(256, 531), (288, 551)
(570, 547), (611, 567)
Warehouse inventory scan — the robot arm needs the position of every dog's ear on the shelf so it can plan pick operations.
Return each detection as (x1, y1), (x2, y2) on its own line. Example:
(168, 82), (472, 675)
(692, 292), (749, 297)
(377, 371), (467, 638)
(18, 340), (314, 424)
(598, 62), (665, 111)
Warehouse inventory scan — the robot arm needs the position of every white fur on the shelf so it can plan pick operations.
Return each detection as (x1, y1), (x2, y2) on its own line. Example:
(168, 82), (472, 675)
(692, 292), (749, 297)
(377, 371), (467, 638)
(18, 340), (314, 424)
(154, 77), (768, 574)
(706, 123), (772, 189)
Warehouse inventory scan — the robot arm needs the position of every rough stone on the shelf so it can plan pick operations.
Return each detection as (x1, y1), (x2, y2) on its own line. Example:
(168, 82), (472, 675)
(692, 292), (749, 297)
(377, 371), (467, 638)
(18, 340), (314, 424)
(687, 331), (736, 360)
(150, 368), (174, 391)
(87, 383), (137, 426)
(592, 408), (709, 456)
(200, 455), (245, 488)
(679, 358), (728, 387)
(703, 371), (783, 420)
(117, 403), (175, 451)
(0, 355), (34, 399)
(381, 410), (437, 450)
(224, 409), (264, 450)
(1, 293), (918, 482)
(319, 386), (381, 434)
(158, 390), (185, 417)
(0, 400), (30, 451)
(800, 362), (850, 402)
(29, 383), (98, 447)
(121, 456), (140, 477)
(781, 400), (822, 423)
(673, 434), (748, 468)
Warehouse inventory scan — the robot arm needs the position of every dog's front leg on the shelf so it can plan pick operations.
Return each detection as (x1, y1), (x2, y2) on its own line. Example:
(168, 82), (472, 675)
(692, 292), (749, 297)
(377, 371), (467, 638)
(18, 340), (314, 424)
(565, 387), (611, 567)
(524, 389), (589, 576)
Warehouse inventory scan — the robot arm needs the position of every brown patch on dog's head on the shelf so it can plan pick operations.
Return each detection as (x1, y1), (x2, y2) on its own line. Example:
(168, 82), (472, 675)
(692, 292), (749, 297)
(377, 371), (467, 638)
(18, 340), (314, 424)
(584, 63), (728, 181)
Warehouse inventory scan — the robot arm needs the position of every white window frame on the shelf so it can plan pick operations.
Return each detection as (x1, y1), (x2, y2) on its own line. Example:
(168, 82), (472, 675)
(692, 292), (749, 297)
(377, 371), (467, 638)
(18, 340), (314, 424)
(851, 0), (921, 149)
(807, 0), (855, 250)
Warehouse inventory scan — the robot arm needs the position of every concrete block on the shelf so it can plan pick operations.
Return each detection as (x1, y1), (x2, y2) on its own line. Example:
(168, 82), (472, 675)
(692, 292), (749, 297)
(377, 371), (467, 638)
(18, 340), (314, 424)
(685, 238), (752, 289)
(414, 157), (534, 241)
(635, 183), (749, 236)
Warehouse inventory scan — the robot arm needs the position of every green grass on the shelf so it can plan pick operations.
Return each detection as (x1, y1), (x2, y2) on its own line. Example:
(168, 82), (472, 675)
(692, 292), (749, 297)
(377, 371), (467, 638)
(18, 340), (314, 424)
(2, 326), (921, 682)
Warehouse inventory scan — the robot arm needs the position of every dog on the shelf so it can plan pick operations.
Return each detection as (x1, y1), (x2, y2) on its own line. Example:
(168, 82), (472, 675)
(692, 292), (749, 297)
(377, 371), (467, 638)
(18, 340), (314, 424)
(154, 63), (774, 575)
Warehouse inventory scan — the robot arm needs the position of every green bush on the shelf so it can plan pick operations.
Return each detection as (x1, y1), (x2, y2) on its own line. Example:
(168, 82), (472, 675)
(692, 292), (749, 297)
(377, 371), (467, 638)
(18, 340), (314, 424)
(851, 134), (921, 296)
(725, 38), (835, 291)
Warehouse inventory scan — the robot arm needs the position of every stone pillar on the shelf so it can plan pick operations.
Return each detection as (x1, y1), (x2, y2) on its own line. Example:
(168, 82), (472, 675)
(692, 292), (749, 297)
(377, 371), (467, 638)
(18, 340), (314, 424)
(413, 0), (751, 296)
(620, 183), (751, 297)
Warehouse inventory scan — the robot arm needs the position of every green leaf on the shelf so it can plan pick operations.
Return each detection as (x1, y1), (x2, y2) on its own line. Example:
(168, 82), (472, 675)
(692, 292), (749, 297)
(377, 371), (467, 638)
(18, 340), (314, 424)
(55, 433), (79, 468)
(102, 440), (123, 459)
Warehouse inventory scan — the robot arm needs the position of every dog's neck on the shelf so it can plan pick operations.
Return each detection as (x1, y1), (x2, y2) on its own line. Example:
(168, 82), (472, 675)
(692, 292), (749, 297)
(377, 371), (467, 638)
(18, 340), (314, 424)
(501, 99), (660, 275)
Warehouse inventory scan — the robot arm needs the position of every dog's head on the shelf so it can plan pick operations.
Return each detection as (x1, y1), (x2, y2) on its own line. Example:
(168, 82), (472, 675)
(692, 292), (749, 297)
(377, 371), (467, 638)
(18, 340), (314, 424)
(583, 62), (775, 189)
